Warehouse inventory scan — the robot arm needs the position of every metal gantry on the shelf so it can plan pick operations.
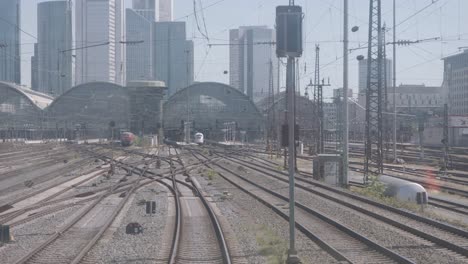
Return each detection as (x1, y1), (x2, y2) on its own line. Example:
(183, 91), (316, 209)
(365, 0), (384, 182)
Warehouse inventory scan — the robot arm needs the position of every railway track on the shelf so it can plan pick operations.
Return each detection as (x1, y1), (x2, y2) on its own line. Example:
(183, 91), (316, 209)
(206, 147), (468, 262)
(78, 145), (231, 263)
(168, 147), (231, 264)
(12, 149), (157, 264)
(232, 145), (468, 197)
(190, 149), (412, 263)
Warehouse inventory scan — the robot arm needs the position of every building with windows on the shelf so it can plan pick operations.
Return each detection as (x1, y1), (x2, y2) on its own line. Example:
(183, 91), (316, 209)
(75, 0), (125, 85)
(37, 1), (72, 96)
(440, 49), (468, 146)
(387, 84), (444, 115)
(358, 58), (392, 95)
(132, 0), (155, 21)
(31, 44), (39, 91)
(153, 21), (193, 96)
(443, 49), (468, 115)
(126, 8), (153, 82)
(0, 0), (21, 84)
(229, 26), (277, 102)
(156, 0), (173, 21)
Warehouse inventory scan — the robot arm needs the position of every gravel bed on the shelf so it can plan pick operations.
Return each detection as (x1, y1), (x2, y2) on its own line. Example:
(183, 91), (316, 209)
(0, 204), (85, 264)
(83, 182), (169, 263)
(0, 161), (101, 206)
(222, 158), (468, 264)
(193, 163), (340, 264)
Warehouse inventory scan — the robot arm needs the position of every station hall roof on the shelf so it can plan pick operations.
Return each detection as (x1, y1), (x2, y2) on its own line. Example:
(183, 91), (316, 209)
(0, 81), (54, 110)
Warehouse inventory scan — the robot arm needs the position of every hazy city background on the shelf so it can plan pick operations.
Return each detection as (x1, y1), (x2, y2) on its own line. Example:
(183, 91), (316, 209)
(10, 0), (465, 100)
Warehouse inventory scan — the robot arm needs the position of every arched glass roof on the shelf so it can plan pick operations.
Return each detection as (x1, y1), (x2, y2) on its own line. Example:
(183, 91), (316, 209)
(46, 82), (130, 138)
(164, 82), (264, 140)
(0, 81), (53, 110)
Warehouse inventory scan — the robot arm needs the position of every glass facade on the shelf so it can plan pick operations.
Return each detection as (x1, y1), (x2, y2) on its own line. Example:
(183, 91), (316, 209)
(126, 9), (153, 82)
(0, 82), (53, 140)
(47, 82), (130, 139)
(153, 21), (193, 96)
(37, 1), (72, 96)
(0, 0), (21, 84)
(164, 82), (263, 141)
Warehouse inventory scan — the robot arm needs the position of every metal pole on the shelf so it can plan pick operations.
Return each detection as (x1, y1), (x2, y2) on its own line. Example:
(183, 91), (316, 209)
(277, 58), (281, 157)
(286, 56), (298, 260)
(342, 0), (349, 186)
(393, 0), (397, 162)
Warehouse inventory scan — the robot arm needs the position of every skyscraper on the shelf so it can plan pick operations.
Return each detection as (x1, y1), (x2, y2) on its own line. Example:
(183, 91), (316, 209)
(229, 26), (277, 102)
(0, 0), (21, 84)
(153, 21), (193, 96)
(132, 0), (156, 21)
(37, 1), (72, 96)
(156, 0), (173, 21)
(126, 8), (153, 82)
(358, 58), (392, 95)
(31, 43), (38, 91)
(75, 0), (125, 85)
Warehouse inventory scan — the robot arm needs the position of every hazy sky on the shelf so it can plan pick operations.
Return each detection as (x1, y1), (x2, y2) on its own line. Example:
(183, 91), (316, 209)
(19, 0), (468, 100)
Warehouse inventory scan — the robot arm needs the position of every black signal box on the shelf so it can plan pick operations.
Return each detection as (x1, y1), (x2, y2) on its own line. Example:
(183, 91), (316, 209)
(276, 5), (303, 58)
(281, 124), (300, 147)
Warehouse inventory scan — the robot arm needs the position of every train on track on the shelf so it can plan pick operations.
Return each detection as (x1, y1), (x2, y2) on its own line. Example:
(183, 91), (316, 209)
(194, 132), (204, 144)
(379, 175), (428, 205)
(120, 132), (136, 146)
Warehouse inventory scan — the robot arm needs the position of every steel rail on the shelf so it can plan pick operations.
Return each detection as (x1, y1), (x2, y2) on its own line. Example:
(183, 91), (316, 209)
(222, 153), (468, 258)
(191, 150), (411, 264)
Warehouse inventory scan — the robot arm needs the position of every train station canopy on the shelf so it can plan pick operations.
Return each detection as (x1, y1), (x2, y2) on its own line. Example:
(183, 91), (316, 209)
(164, 82), (264, 141)
(256, 91), (316, 129)
(46, 82), (130, 138)
(0, 82), (54, 130)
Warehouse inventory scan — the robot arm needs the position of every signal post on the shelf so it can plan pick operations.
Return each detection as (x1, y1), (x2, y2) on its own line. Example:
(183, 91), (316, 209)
(276, 2), (303, 263)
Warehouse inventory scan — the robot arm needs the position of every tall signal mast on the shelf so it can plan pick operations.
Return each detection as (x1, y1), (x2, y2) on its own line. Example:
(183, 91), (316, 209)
(364, 0), (384, 182)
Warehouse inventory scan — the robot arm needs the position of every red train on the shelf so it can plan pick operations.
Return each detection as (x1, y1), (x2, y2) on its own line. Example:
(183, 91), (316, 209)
(120, 132), (136, 146)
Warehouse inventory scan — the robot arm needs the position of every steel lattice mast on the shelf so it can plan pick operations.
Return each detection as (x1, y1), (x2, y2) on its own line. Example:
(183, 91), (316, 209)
(382, 24), (391, 157)
(365, 0), (384, 182)
(313, 45), (324, 154)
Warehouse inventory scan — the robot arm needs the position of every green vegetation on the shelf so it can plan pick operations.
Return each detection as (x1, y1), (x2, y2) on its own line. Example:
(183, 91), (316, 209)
(255, 225), (287, 264)
(353, 176), (419, 211)
(354, 177), (468, 230)
(206, 169), (218, 181)
(275, 165), (284, 171)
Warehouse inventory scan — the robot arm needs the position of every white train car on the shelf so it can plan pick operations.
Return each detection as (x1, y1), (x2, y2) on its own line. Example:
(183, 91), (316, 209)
(194, 132), (204, 144)
(380, 175), (428, 205)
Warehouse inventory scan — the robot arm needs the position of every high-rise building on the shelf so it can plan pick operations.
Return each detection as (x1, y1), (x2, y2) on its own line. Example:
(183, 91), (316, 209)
(0, 0), (21, 84)
(229, 26), (277, 102)
(31, 44), (39, 91)
(153, 21), (193, 96)
(75, 0), (125, 85)
(358, 58), (392, 95)
(156, 0), (173, 21)
(132, 0), (155, 21)
(37, 1), (72, 96)
(443, 49), (468, 115)
(126, 8), (153, 82)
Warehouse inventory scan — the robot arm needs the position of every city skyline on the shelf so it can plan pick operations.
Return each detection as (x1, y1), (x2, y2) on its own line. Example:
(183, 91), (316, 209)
(8, 0), (468, 100)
